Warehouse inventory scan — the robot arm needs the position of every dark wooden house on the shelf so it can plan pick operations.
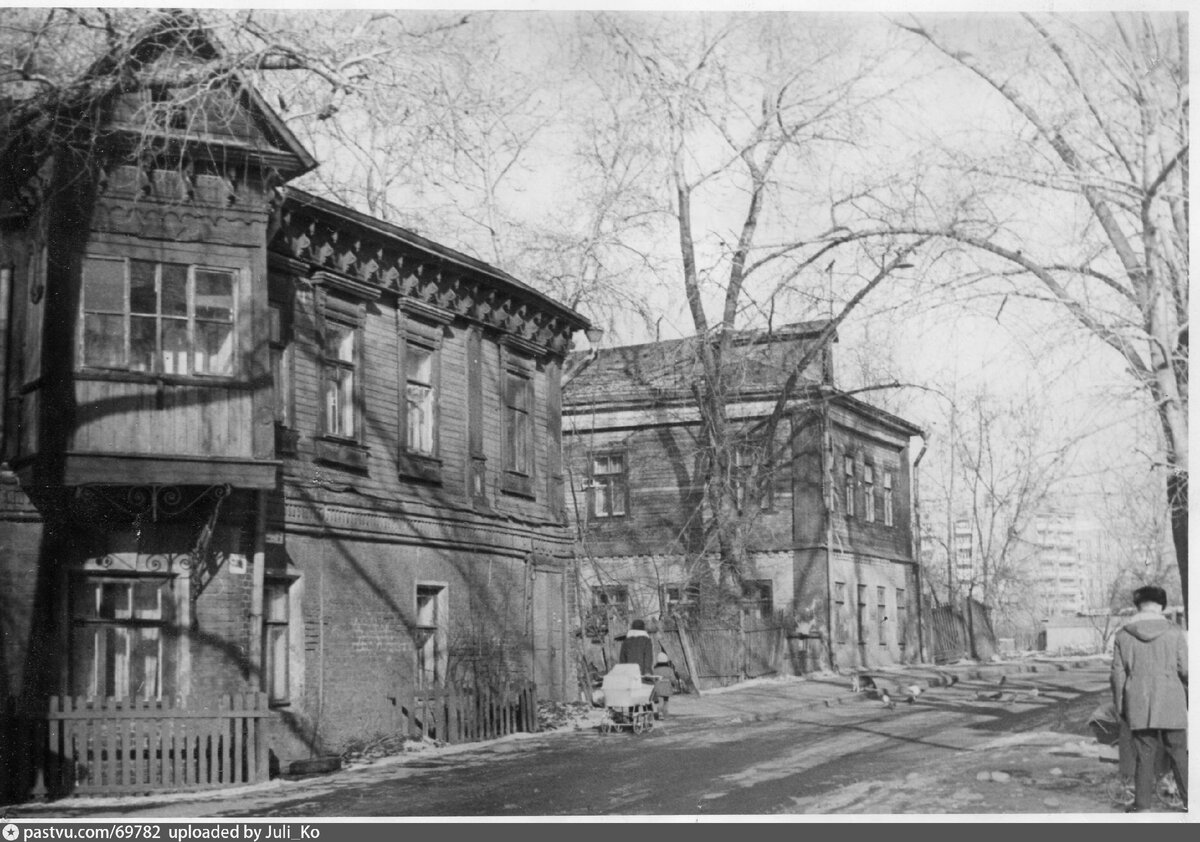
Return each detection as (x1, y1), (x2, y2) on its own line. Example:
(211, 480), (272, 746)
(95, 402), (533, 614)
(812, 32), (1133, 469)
(0, 16), (589, 792)
(563, 324), (925, 672)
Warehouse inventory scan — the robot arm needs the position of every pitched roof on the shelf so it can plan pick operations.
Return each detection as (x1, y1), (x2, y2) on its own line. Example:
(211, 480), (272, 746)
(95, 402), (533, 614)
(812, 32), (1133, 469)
(564, 322), (833, 406)
(279, 187), (592, 332)
(1, 10), (315, 218)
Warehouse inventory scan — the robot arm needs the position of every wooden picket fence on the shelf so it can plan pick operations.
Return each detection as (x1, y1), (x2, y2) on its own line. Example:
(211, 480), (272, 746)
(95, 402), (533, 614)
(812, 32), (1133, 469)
(1, 693), (270, 800)
(393, 680), (537, 744)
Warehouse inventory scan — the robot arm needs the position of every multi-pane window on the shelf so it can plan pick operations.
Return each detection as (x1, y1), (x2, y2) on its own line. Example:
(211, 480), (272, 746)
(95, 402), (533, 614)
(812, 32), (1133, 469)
(864, 463), (876, 522)
(415, 585), (447, 689)
(81, 256), (235, 375)
(877, 586), (887, 647)
(504, 370), (533, 475)
(896, 588), (907, 651)
(405, 344), (436, 455)
(263, 581), (290, 705)
(843, 455), (855, 517)
(741, 579), (773, 619)
(71, 577), (174, 701)
(269, 302), (293, 428)
(733, 446), (772, 512)
(663, 583), (699, 618)
(591, 453), (627, 518)
(883, 472), (894, 526)
(322, 320), (357, 439)
(591, 585), (629, 613)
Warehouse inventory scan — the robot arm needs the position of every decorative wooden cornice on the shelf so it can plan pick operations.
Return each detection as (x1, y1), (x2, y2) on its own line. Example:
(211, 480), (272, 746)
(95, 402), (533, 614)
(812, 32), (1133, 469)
(311, 269), (381, 302)
(399, 298), (455, 326)
(270, 193), (588, 360)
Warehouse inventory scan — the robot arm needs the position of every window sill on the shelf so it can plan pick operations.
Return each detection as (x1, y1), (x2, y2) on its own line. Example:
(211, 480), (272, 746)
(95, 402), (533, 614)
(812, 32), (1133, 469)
(399, 452), (443, 484)
(315, 438), (370, 472)
(501, 472), (535, 499)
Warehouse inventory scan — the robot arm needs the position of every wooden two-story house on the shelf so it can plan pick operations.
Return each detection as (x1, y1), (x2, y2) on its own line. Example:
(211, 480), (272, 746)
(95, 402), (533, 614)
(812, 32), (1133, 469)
(0, 16), (590, 789)
(563, 324), (925, 672)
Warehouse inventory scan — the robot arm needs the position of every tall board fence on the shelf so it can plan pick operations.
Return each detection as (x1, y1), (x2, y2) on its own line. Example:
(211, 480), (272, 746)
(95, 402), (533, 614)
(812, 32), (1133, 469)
(1, 693), (269, 802)
(391, 680), (537, 744)
(659, 619), (787, 691)
(928, 599), (998, 664)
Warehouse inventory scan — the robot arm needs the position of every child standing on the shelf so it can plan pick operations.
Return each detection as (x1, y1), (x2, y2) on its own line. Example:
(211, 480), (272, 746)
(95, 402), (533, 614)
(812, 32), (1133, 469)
(652, 652), (677, 719)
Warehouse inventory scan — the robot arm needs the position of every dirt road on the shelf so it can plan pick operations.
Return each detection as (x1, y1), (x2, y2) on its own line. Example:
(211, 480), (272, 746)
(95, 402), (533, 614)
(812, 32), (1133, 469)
(8, 665), (1152, 817)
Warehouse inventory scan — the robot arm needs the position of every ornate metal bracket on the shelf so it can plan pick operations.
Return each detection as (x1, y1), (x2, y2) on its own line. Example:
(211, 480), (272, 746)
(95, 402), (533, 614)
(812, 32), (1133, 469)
(75, 483), (232, 524)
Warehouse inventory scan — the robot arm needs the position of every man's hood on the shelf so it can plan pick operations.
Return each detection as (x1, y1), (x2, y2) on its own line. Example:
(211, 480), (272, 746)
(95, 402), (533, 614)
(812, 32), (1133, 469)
(1122, 611), (1174, 642)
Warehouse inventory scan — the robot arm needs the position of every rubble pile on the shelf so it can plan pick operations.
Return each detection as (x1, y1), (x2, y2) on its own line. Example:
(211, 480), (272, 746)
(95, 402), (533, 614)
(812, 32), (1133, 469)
(537, 700), (599, 731)
(340, 732), (439, 766)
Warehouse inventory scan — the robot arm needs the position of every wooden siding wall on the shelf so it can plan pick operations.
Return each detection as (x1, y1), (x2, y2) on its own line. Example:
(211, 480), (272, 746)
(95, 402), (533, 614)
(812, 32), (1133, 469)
(276, 277), (559, 521)
(566, 406), (919, 560)
(827, 408), (913, 562)
(9, 164), (275, 470)
(565, 424), (796, 558)
(72, 380), (254, 458)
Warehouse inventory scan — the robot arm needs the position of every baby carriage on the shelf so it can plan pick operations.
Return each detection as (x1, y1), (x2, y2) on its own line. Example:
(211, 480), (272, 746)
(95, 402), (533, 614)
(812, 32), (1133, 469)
(599, 663), (657, 735)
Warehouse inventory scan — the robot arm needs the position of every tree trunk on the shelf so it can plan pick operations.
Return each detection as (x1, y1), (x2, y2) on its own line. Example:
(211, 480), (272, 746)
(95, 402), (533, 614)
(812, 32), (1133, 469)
(1169, 471), (1188, 618)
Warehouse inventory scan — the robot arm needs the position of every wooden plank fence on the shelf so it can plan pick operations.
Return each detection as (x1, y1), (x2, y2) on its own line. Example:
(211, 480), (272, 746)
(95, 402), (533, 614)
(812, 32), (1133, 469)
(2, 694), (269, 801)
(929, 599), (998, 664)
(392, 681), (537, 744)
(664, 621), (788, 691)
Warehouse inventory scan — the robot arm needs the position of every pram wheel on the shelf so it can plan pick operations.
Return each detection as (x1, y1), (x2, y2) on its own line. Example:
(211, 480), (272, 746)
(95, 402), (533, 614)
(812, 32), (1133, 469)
(1157, 774), (1185, 809)
(1106, 776), (1134, 808)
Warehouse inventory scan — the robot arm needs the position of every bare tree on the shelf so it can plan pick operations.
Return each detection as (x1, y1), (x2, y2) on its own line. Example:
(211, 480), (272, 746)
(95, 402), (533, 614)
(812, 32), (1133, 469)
(579, 13), (926, 600)
(872, 13), (1189, 613)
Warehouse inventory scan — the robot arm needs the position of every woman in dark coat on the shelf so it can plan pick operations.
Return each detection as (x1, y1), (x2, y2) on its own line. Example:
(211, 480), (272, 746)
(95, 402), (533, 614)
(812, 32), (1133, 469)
(619, 619), (654, 675)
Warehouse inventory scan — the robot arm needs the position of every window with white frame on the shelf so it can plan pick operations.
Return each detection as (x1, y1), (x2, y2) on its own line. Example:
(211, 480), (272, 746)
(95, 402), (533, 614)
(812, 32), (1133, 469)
(416, 584), (447, 688)
(883, 471), (894, 526)
(590, 452), (627, 518)
(322, 319), (358, 439)
(502, 352), (536, 497)
(263, 580), (291, 705)
(71, 577), (175, 701)
(505, 369), (532, 475)
(843, 455), (855, 517)
(864, 463), (875, 522)
(81, 256), (236, 376)
(405, 343), (436, 455)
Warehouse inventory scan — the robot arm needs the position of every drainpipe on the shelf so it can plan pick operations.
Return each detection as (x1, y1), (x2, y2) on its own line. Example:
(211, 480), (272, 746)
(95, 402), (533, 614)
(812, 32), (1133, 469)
(249, 489), (266, 687)
(912, 434), (929, 664)
(822, 399), (835, 671)
(0, 263), (12, 464)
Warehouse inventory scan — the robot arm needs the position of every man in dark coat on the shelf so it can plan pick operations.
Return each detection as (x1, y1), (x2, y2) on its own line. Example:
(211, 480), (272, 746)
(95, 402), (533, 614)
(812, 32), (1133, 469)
(619, 619), (655, 676)
(1110, 584), (1188, 812)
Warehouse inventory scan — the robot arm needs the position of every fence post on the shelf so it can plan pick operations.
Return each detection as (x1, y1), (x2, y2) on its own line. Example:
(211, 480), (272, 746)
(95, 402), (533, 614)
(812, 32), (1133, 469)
(675, 625), (701, 695)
